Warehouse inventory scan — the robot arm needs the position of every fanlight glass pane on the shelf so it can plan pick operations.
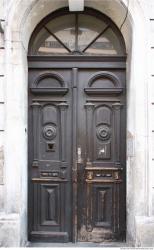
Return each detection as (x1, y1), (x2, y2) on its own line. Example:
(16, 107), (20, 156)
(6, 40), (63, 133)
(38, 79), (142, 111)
(78, 14), (106, 52)
(30, 27), (69, 55)
(46, 14), (75, 51)
(29, 12), (125, 56)
(85, 28), (124, 55)
(30, 14), (75, 55)
(38, 36), (68, 55)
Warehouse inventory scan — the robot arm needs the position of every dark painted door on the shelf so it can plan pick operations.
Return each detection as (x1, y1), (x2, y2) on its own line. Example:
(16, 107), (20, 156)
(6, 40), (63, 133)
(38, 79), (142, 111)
(28, 56), (126, 243)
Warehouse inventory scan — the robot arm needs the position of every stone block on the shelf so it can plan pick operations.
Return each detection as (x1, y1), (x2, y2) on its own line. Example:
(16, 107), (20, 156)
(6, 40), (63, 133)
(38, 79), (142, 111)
(0, 50), (4, 64)
(152, 189), (154, 215)
(149, 106), (154, 128)
(135, 216), (154, 247)
(0, 146), (4, 185)
(86, 0), (128, 28)
(0, 186), (4, 212)
(149, 2), (154, 19)
(0, 213), (20, 247)
(0, 131), (4, 185)
(150, 49), (154, 75)
(0, 63), (4, 76)
(0, 104), (4, 130)
(0, 77), (5, 103)
(0, 0), (5, 20)
(150, 21), (154, 46)
(12, 31), (21, 42)
(0, 131), (4, 146)
(149, 78), (154, 103)
(0, 34), (4, 48)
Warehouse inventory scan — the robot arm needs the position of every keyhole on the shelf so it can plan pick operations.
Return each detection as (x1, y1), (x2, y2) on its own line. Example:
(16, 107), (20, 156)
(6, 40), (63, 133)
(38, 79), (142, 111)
(47, 142), (55, 151)
(48, 143), (54, 150)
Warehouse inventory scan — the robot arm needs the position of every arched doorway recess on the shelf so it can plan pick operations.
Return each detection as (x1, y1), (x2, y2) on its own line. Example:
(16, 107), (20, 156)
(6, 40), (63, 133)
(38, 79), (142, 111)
(3, 0), (151, 246)
(28, 7), (126, 243)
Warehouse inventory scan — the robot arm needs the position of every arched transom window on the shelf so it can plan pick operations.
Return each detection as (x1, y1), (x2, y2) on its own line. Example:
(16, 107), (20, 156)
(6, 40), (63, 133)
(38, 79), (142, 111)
(29, 8), (126, 56)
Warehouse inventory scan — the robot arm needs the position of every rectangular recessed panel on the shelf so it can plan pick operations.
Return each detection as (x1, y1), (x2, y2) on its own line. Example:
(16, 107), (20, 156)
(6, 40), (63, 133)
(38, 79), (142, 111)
(94, 104), (113, 161)
(40, 104), (60, 161)
(93, 185), (112, 228)
(40, 184), (60, 226)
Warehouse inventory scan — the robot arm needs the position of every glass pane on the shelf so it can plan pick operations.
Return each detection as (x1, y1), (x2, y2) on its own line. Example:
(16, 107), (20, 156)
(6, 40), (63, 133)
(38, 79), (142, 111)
(30, 28), (69, 55)
(38, 34), (69, 55)
(85, 27), (124, 55)
(78, 14), (107, 52)
(29, 12), (125, 56)
(46, 14), (75, 51)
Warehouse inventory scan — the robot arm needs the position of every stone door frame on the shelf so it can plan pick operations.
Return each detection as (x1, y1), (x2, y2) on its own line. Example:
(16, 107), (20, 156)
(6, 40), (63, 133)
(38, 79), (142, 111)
(1, 0), (152, 246)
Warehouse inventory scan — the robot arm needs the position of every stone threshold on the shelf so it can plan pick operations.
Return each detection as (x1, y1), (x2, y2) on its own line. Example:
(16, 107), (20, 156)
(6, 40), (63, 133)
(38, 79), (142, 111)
(28, 241), (128, 248)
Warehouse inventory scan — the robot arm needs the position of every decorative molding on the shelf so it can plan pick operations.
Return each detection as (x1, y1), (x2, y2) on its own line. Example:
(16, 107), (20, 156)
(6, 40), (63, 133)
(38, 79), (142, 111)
(88, 71), (121, 87)
(30, 72), (69, 95)
(112, 102), (123, 109)
(84, 102), (95, 109)
(31, 101), (41, 168)
(34, 72), (65, 87)
(57, 102), (68, 162)
(43, 125), (57, 140)
(30, 87), (69, 95)
(84, 88), (123, 95)
(84, 71), (123, 95)
(96, 125), (111, 141)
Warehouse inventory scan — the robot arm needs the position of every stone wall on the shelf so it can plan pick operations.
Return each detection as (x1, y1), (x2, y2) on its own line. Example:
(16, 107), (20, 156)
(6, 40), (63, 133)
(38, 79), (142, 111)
(0, 0), (154, 247)
(0, 0), (5, 214)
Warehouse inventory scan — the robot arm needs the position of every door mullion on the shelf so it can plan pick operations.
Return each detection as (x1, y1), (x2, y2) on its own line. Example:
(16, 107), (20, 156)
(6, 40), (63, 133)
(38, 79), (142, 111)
(72, 67), (78, 242)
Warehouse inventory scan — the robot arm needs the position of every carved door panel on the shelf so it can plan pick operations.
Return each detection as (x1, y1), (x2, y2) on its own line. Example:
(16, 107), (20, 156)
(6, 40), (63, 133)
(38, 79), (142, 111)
(28, 69), (73, 242)
(77, 69), (126, 242)
(28, 59), (126, 243)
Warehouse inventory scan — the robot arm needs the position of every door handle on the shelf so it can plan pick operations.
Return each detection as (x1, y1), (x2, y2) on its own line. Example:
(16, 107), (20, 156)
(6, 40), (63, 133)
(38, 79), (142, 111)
(77, 146), (82, 163)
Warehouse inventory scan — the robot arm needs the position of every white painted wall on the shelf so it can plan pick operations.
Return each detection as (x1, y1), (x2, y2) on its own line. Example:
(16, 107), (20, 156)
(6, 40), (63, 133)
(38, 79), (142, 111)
(0, 0), (154, 246)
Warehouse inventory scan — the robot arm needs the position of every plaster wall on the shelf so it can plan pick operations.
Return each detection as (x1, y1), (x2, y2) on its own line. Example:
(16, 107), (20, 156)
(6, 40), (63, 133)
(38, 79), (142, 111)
(0, 0), (154, 247)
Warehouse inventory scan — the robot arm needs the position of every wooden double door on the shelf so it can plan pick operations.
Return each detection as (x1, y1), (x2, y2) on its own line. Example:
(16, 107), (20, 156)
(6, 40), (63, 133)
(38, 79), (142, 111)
(28, 56), (126, 243)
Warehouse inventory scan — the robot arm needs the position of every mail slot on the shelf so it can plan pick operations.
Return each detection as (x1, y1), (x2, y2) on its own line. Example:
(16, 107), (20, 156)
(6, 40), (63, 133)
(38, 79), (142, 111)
(85, 167), (123, 183)
(41, 171), (59, 178)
